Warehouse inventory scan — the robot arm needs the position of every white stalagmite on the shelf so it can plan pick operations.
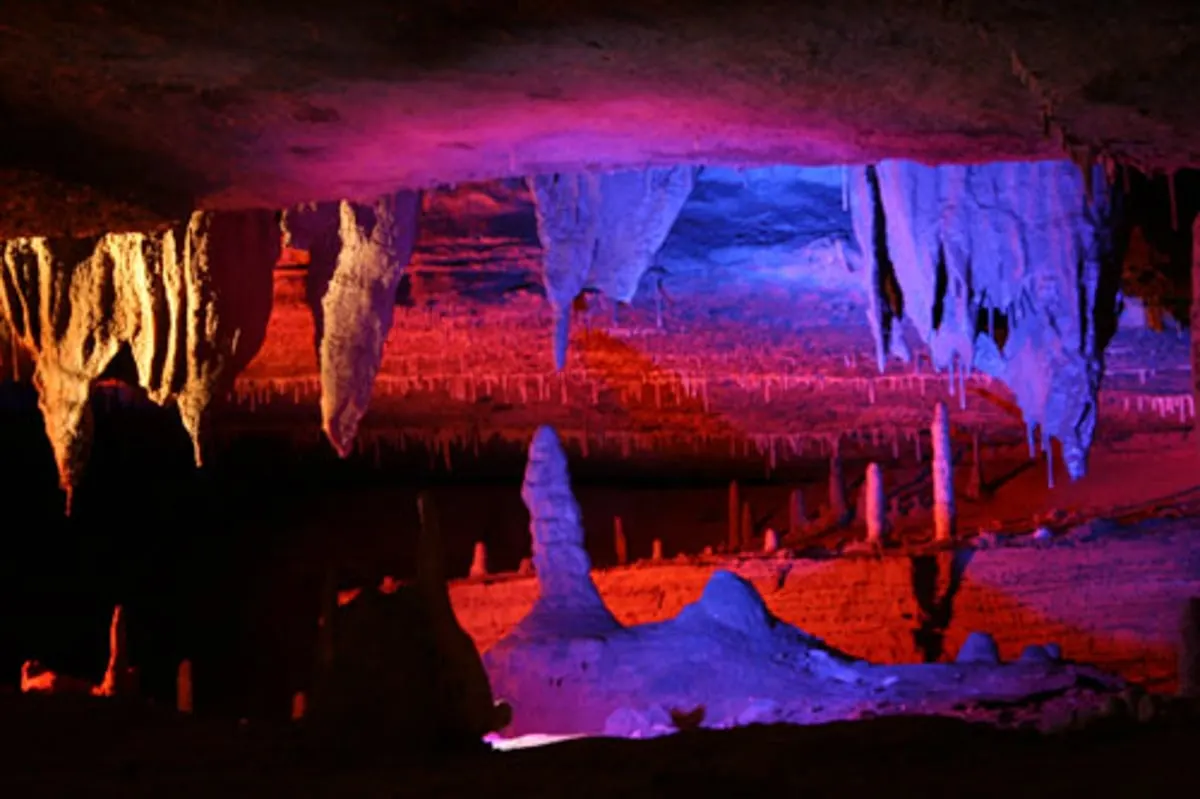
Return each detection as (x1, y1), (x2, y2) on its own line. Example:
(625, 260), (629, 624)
(864, 462), (886, 545)
(0, 211), (278, 512)
(931, 401), (956, 542)
(518, 426), (619, 636)
(528, 167), (697, 369)
(469, 541), (489, 579)
(282, 192), (421, 457)
(849, 160), (1116, 480)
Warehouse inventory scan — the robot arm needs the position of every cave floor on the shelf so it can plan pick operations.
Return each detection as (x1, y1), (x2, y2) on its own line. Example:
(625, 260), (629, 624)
(2, 693), (1196, 798)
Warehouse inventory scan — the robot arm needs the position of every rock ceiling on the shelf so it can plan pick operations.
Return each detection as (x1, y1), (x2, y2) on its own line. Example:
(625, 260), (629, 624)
(1, 0), (1198, 239)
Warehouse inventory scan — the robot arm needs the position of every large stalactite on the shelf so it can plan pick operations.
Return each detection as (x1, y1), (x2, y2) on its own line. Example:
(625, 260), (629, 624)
(0, 211), (278, 512)
(529, 167), (698, 369)
(281, 192), (421, 458)
(850, 160), (1119, 480)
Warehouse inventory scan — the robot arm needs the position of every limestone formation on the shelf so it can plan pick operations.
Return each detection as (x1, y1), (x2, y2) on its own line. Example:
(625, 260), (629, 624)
(177, 660), (193, 713)
(307, 491), (507, 753)
(0, 211), (278, 512)
(850, 160), (1117, 480)
(528, 167), (697, 369)
(829, 437), (848, 524)
(864, 462), (886, 546)
(788, 489), (806, 539)
(931, 402), (956, 542)
(613, 516), (628, 566)
(727, 480), (740, 552)
(518, 426), (619, 636)
(651, 539), (663, 561)
(281, 192), (420, 457)
(469, 541), (489, 579)
(956, 632), (1001, 665)
(1181, 598), (1199, 698)
(762, 528), (780, 555)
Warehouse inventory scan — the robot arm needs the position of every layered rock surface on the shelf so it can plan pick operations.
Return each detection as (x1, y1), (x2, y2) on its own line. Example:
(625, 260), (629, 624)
(0, 211), (277, 510)
(850, 160), (1118, 479)
(282, 192), (420, 456)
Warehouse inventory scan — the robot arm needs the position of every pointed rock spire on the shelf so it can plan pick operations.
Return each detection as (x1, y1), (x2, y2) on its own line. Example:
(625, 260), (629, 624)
(517, 426), (619, 636)
(283, 192), (420, 457)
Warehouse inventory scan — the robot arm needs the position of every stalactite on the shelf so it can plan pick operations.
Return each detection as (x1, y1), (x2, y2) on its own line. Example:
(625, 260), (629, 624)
(0, 211), (278, 511)
(528, 167), (697, 369)
(283, 192), (420, 458)
(850, 159), (1116, 480)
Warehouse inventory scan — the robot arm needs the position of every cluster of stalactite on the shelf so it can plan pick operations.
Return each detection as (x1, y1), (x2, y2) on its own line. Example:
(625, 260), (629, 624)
(849, 160), (1119, 480)
(0, 211), (278, 512)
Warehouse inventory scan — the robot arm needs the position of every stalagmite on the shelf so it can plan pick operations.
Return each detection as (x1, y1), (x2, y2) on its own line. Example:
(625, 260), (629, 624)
(728, 479), (741, 552)
(517, 426), (619, 636)
(93, 605), (129, 697)
(968, 432), (984, 499)
(864, 462), (886, 546)
(829, 437), (849, 524)
(613, 516), (628, 566)
(0, 212), (278, 511)
(1181, 598), (1200, 699)
(177, 660), (193, 714)
(651, 539), (663, 562)
(931, 402), (956, 542)
(528, 168), (697, 369)
(1191, 214), (1200, 451)
(762, 528), (779, 554)
(469, 541), (489, 579)
(788, 488), (806, 539)
(291, 691), (307, 721)
(850, 160), (1117, 480)
(282, 192), (421, 457)
(740, 501), (754, 551)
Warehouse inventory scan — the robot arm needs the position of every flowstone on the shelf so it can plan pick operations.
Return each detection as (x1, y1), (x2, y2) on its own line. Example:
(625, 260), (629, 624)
(484, 426), (1122, 738)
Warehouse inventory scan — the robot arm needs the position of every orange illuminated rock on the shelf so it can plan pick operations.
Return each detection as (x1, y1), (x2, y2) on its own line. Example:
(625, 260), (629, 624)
(0, 211), (278, 512)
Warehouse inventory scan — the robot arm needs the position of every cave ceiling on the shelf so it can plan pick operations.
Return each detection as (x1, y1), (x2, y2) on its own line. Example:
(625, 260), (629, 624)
(1, 0), (1198, 239)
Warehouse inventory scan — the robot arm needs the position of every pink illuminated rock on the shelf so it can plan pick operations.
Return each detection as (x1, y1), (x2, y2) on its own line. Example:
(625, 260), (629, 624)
(517, 426), (619, 637)
(0, 211), (277, 511)
(932, 402), (956, 543)
(282, 192), (420, 457)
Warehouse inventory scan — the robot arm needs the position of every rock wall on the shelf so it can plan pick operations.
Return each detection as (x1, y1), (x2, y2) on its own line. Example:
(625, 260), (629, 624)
(451, 524), (1200, 693)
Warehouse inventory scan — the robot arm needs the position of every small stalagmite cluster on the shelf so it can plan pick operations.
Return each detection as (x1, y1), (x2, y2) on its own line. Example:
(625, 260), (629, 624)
(529, 167), (698, 369)
(282, 192), (421, 457)
(0, 211), (278, 511)
(850, 160), (1118, 480)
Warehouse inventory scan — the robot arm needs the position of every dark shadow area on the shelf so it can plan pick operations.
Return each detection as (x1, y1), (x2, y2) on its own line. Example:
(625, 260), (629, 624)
(910, 548), (975, 662)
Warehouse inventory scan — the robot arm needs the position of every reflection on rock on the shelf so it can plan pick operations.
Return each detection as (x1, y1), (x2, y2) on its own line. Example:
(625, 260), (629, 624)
(0, 211), (277, 511)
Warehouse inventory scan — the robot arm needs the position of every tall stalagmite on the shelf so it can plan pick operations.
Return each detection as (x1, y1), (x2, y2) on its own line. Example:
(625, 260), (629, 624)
(931, 402), (955, 542)
(518, 426), (619, 637)
(282, 192), (420, 457)
(850, 160), (1117, 480)
(529, 168), (697, 369)
(0, 211), (278, 511)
